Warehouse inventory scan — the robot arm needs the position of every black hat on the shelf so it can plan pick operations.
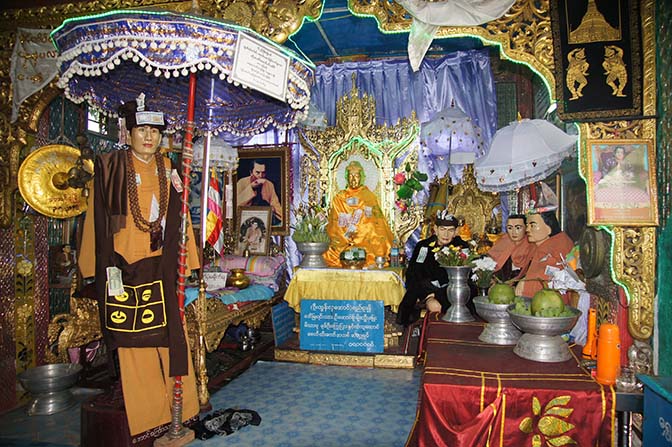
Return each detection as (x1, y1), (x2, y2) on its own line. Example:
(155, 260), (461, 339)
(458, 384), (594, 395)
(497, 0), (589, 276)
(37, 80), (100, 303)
(435, 209), (459, 227)
(118, 93), (166, 132)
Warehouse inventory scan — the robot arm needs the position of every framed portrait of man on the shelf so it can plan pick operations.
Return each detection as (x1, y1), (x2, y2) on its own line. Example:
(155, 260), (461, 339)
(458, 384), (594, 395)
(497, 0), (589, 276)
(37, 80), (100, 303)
(236, 206), (272, 255)
(585, 138), (658, 226)
(235, 145), (289, 235)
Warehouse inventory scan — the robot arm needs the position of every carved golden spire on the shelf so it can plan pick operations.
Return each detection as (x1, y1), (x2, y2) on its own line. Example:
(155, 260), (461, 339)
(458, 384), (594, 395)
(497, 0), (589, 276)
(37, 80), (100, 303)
(569, 0), (620, 44)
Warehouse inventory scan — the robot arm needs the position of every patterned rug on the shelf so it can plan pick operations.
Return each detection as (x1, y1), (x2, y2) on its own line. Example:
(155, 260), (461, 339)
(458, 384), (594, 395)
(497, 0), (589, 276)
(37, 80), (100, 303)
(1, 361), (421, 447)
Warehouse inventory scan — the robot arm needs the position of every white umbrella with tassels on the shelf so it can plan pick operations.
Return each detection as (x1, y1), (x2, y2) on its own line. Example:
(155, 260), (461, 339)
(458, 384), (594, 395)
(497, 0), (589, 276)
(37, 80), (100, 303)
(474, 119), (577, 192)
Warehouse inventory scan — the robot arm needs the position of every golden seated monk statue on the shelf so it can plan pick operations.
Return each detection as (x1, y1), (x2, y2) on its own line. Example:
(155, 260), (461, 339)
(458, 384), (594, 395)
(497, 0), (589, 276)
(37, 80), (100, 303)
(324, 160), (394, 267)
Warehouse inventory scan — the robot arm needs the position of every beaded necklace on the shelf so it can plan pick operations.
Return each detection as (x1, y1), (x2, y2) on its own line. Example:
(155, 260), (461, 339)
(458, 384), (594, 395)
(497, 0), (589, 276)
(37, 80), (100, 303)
(125, 149), (168, 251)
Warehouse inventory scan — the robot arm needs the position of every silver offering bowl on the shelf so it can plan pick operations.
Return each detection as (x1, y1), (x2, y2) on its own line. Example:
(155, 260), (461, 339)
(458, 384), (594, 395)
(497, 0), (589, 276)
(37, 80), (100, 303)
(507, 299), (581, 363)
(18, 363), (82, 415)
(473, 296), (521, 345)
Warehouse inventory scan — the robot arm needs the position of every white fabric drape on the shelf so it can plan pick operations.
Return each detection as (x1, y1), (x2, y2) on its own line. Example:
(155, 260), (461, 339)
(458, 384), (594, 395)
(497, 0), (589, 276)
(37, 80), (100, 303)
(398, 0), (516, 71)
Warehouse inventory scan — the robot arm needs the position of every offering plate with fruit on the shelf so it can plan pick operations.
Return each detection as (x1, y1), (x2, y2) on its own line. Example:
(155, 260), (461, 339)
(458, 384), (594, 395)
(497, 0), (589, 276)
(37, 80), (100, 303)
(473, 283), (522, 345)
(507, 289), (581, 363)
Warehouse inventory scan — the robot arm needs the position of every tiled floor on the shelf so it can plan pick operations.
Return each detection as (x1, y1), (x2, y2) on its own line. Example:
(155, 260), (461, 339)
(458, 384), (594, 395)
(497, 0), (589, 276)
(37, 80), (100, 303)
(0, 361), (422, 447)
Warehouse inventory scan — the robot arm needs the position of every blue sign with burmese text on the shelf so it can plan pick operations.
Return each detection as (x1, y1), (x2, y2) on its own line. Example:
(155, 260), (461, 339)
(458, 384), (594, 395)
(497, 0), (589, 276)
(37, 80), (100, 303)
(299, 299), (384, 353)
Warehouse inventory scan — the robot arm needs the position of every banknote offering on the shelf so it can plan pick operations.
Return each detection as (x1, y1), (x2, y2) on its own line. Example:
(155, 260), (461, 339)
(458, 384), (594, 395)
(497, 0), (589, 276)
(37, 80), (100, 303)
(106, 266), (124, 296)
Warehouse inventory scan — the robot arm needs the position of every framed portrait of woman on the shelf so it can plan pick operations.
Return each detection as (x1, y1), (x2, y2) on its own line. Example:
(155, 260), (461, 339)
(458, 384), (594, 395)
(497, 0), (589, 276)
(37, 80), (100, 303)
(236, 206), (272, 255)
(585, 139), (658, 226)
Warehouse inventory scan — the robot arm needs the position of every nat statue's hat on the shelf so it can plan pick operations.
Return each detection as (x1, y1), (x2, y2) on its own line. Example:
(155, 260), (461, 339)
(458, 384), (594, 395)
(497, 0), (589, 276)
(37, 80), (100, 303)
(118, 93), (166, 132)
(435, 209), (459, 227)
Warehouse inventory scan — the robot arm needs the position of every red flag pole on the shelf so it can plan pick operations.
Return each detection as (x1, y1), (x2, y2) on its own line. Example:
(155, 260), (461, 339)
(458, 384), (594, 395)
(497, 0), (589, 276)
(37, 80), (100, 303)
(158, 72), (197, 446)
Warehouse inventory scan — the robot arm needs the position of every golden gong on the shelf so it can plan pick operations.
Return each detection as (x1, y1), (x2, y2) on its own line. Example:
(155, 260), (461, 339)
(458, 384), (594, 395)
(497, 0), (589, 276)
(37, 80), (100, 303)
(18, 144), (93, 218)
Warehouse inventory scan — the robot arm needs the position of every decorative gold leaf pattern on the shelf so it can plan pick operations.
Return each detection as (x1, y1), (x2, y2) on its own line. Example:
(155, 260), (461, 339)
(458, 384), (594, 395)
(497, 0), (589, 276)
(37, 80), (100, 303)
(544, 396), (571, 412)
(520, 394), (578, 446)
(544, 407), (574, 418)
(538, 416), (575, 437)
(533, 434), (542, 447)
(533, 396), (541, 415)
(546, 435), (578, 446)
(520, 416), (534, 433)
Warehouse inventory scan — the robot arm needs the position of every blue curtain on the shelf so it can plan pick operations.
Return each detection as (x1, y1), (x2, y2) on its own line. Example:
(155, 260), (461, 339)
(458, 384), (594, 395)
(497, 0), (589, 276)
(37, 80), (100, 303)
(311, 49), (497, 143)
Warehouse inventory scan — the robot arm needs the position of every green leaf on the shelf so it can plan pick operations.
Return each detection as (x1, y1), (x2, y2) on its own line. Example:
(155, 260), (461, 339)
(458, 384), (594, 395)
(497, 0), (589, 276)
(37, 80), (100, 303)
(412, 171), (428, 182)
(405, 162), (411, 173)
(397, 184), (414, 199)
(406, 178), (422, 191)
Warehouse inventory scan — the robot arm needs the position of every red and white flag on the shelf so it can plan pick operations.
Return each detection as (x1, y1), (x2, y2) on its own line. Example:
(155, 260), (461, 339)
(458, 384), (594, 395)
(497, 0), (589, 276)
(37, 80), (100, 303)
(206, 169), (224, 255)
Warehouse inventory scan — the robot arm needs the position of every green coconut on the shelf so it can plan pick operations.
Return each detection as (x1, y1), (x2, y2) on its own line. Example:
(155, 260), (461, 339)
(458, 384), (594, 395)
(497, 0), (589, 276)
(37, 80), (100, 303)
(488, 283), (516, 305)
(530, 288), (565, 317)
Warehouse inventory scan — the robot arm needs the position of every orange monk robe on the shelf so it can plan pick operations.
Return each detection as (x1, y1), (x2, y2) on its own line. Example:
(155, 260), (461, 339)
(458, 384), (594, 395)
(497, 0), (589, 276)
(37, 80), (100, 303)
(323, 185), (394, 267)
(79, 156), (200, 276)
(487, 234), (533, 272)
(517, 232), (574, 298)
(78, 156), (200, 435)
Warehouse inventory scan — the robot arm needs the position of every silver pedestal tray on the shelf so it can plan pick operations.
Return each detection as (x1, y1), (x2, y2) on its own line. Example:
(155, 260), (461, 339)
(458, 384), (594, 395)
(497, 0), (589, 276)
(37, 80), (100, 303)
(18, 363), (82, 415)
(296, 241), (329, 268)
(473, 296), (521, 345)
(507, 301), (581, 363)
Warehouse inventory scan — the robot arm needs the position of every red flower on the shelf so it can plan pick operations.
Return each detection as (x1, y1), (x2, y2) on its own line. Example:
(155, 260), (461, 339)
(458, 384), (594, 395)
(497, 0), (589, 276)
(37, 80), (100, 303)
(395, 199), (408, 213)
(393, 172), (406, 185)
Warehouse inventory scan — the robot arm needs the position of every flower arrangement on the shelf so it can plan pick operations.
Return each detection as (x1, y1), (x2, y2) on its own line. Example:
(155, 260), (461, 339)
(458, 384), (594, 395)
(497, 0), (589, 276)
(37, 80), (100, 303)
(340, 246), (367, 262)
(434, 245), (479, 267)
(394, 163), (428, 213)
(470, 256), (498, 288)
(291, 204), (330, 243)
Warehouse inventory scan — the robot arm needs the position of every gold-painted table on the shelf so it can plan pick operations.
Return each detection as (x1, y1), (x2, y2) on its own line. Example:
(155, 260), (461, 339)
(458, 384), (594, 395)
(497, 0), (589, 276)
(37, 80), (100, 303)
(284, 267), (405, 313)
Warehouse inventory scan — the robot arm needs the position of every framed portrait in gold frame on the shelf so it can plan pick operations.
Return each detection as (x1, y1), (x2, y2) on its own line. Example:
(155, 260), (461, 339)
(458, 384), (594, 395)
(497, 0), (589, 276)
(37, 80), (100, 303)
(586, 138), (658, 226)
(234, 144), (290, 235)
(236, 206), (272, 256)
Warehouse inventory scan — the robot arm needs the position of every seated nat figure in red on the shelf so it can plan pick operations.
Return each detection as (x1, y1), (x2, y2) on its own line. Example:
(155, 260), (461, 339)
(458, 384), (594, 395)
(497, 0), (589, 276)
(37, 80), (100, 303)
(487, 214), (533, 282)
(515, 210), (574, 299)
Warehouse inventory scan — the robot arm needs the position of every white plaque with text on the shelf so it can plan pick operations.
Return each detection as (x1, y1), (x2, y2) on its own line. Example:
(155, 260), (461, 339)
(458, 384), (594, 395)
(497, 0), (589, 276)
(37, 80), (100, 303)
(231, 32), (290, 103)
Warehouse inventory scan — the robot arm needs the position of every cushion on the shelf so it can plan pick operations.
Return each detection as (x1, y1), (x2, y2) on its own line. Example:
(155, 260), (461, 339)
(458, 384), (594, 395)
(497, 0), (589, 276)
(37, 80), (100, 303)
(220, 255), (285, 278)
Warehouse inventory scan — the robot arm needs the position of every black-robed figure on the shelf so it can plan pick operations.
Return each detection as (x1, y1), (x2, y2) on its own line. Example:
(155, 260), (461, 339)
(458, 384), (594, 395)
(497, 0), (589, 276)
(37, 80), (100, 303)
(396, 210), (470, 326)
